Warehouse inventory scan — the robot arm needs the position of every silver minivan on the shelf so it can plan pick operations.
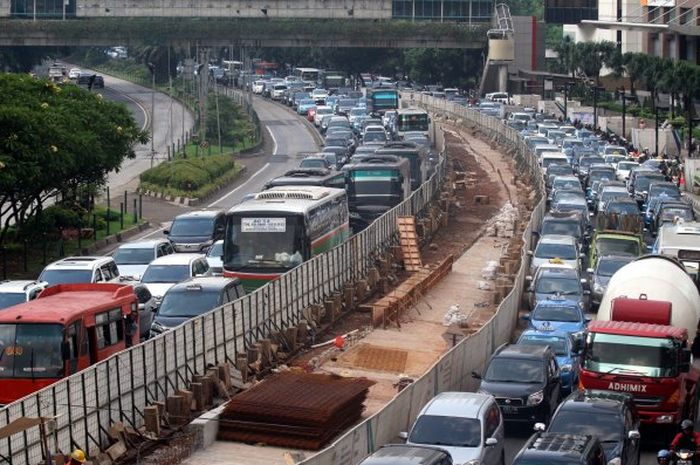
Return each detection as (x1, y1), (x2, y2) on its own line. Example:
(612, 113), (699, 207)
(401, 392), (505, 465)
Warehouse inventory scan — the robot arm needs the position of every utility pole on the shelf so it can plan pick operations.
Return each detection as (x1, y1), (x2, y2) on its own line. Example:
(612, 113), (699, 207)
(563, 82), (568, 123)
(593, 85), (599, 130)
(655, 102), (660, 157)
(147, 62), (156, 165)
(198, 48), (209, 148)
(621, 87), (626, 141)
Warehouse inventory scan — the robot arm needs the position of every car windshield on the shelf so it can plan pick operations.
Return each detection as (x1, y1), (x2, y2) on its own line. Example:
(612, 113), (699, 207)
(597, 238), (640, 257)
(554, 192), (585, 204)
(485, 358), (543, 383)
(618, 162), (637, 171)
(541, 220), (580, 238)
(549, 411), (623, 442)
(519, 335), (568, 356)
(580, 157), (605, 168)
(114, 247), (154, 265)
(0, 293), (26, 310)
(601, 190), (628, 203)
(584, 332), (677, 377)
(0, 323), (64, 378)
(650, 185), (680, 198)
(535, 277), (581, 295)
(554, 179), (580, 190)
(158, 289), (222, 317)
(535, 242), (577, 260)
(597, 258), (630, 276)
(408, 415), (481, 448)
(533, 305), (580, 322)
(606, 202), (639, 215)
(141, 265), (190, 283)
(301, 159), (327, 169)
(207, 242), (223, 258)
(38, 269), (93, 286)
(660, 207), (693, 222)
(169, 218), (214, 236)
(364, 132), (386, 143)
(635, 175), (665, 192)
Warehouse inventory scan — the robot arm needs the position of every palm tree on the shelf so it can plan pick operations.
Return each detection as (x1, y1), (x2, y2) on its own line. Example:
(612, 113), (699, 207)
(622, 52), (648, 98)
(641, 56), (666, 111)
(553, 36), (576, 77)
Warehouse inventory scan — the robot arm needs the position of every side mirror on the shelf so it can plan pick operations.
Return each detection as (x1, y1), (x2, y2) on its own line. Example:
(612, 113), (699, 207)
(525, 275), (533, 282)
(628, 430), (641, 440)
(533, 422), (546, 432)
(522, 313), (531, 321)
(580, 278), (587, 284)
(471, 371), (482, 379)
(163, 230), (170, 235)
(485, 437), (498, 447)
(398, 431), (408, 440)
(586, 268), (594, 274)
(527, 250), (533, 257)
(61, 341), (71, 361)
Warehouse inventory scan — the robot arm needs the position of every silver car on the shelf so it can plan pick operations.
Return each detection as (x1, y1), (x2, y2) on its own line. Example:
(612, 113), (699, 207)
(402, 392), (505, 465)
(529, 234), (582, 276)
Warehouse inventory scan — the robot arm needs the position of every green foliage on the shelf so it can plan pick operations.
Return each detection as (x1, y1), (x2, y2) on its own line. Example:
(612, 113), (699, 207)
(139, 154), (238, 194)
(204, 94), (255, 147)
(0, 72), (149, 243)
(504, 0), (544, 17)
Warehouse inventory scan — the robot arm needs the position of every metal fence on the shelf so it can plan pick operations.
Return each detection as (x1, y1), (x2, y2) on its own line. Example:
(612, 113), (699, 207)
(0, 127), (448, 465)
(297, 93), (546, 465)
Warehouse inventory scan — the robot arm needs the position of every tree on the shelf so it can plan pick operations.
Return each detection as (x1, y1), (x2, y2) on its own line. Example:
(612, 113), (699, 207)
(622, 52), (648, 97)
(0, 74), (148, 244)
(573, 41), (618, 85)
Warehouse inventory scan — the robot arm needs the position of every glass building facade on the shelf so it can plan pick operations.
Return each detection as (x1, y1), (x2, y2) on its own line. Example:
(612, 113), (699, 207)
(545, 0), (598, 24)
(392, 0), (494, 22)
(11, 0), (76, 18)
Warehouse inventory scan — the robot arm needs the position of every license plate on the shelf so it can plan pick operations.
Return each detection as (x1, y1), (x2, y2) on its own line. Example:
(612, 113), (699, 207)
(501, 405), (518, 414)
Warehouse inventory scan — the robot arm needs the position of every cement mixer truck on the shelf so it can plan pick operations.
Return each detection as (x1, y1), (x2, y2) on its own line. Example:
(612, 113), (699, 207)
(579, 255), (700, 429)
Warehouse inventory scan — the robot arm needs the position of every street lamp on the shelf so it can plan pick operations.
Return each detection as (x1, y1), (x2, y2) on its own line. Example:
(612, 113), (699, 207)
(147, 62), (156, 164)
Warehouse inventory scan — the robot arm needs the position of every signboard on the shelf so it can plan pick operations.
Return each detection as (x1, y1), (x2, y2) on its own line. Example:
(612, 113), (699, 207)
(241, 217), (286, 233)
(641, 0), (674, 6)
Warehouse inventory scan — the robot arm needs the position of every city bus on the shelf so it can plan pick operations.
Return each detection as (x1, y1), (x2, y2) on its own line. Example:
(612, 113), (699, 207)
(344, 155), (411, 231)
(0, 283), (138, 405)
(264, 168), (347, 190)
(396, 108), (431, 139)
(375, 141), (431, 191)
(293, 67), (321, 85)
(223, 186), (350, 290)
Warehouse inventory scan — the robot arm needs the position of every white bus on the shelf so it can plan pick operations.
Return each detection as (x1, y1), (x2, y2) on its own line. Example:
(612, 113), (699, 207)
(396, 108), (430, 139)
(223, 186), (350, 289)
(293, 67), (321, 85)
(653, 221), (700, 284)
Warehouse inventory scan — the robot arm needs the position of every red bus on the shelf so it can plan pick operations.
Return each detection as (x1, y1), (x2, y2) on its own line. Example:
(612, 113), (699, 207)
(0, 283), (138, 406)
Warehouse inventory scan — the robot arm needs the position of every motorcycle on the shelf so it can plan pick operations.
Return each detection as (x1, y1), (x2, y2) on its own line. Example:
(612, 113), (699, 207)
(674, 449), (696, 465)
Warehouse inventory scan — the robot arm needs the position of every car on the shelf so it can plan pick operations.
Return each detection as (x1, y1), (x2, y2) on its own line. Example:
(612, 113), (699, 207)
(205, 240), (224, 275)
(595, 186), (629, 214)
(516, 330), (582, 394)
(139, 253), (210, 301)
(511, 433), (607, 465)
(68, 67), (81, 79)
(550, 188), (586, 208)
(528, 235), (582, 275)
(538, 212), (588, 252)
(602, 198), (640, 217)
(546, 165), (575, 191)
(314, 106), (334, 127)
(299, 155), (332, 170)
(402, 392), (504, 465)
(575, 155), (605, 180)
(588, 231), (644, 270)
(113, 239), (175, 280)
(77, 73), (104, 88)
(536, 390), (641, 465)
(296, 99), (316, 116)
(164, 210), (225, 253)
(39, 256), (121, 286)
(473, 344), (563, 424)
(525, 263), (589, 311)
(0, 280), (48, 310)
(357, 444), (453, 465)
(252, 80), (266, 94)
(629, 170), (666, 206)
(615, 161), (639, 182)
(550, 176), (582, 195)
(551, 198), (591, 231)
(523, 299), (588, 334)
(127, 282), (158, 339)
(150, 276), (245, 336)
(651, 201), (695, 234)
(586, 255), (634, 308)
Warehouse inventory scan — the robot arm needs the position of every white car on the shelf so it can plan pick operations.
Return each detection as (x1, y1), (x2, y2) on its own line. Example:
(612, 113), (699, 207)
(113, 239), (175, 280)
(528, 234), (582, 276)
(271, 84), (287, 100)
(140, 253), (210, 301)
(312, 88), (329, 103)
(39, 256), (121, 286)
(402, 392), (505, 465)
(616, 160), (639, 181)
(314, 106), (333, 127)
(206, 240), (224, 275)
(0, 280), (48, 310)
(68, 68), (81, 79)
(252, 80), (266, 94)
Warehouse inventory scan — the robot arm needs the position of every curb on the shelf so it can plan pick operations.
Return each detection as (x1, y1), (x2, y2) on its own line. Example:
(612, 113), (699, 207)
(80, 221), (151, 255)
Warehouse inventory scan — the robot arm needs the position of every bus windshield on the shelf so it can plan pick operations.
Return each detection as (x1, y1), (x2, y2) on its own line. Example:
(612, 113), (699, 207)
(398, 113), (429, 132)
(350, 169), (403, 197)
(225, 215), (304, 270)
(0, 324), (64, 378)
(583, 332), (677, 377)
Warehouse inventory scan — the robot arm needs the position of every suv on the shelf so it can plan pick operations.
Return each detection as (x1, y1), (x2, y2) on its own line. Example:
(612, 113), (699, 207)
(358, 444), (453, 465)
(512, 433), (607, 465)
(537, 390), (641, 465)
(113, 239), (175, 280)
(165, 210), (225, 253)
(0, 280), (48, 310)
(473, 344), (562, 424)
(39, 256), (120, 286)
(150, 277), (245, 336)
(402, 392), (504, 465)
(140, 253), (210, 301)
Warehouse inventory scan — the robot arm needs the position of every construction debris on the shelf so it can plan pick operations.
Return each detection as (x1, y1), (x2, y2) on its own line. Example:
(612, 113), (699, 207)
(397, 216), (423, 271)
(217, 372), (374, 450)
(485, 202), (517, 238)
(442, 304), (469, 327)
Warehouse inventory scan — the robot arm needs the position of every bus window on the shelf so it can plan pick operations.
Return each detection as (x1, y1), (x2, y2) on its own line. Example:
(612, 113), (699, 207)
(66, 321), (80, 374)
(95, 308), (124, 350)
(0, 323), (64, 378)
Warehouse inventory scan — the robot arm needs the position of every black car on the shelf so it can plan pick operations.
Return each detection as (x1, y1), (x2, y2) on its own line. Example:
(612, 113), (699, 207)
(164, 210), (225, 253)
(77, 73), (104, 89)
(537, 390), (641, 465)
(538, 211), (588, 252)
(358, 444), (453, 465)
(473, 344), (562, 424)
(512, 433), (607, 465)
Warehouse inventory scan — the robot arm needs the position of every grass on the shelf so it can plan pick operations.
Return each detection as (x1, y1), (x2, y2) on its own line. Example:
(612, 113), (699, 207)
(139, 162), (243, 199)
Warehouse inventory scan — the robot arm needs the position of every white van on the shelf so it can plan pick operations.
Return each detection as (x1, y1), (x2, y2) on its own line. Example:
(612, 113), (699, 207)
(540, 152), (569, 174)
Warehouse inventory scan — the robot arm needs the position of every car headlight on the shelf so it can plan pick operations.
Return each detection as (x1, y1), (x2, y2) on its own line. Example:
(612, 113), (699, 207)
(527, 390), (544, 406)
(560, 364), (572, 372)
(607, 457), (622, 465)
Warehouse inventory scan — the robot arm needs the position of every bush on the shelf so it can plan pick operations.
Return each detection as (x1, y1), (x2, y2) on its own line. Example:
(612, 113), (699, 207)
(97, 208), (122, 222)
(139, 154), (237, 193)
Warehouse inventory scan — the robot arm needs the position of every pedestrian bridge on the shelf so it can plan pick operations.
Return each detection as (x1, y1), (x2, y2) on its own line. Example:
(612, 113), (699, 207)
(0, 0), (492, 48)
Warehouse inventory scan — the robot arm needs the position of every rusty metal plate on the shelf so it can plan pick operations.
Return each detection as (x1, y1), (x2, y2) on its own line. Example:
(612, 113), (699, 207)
(351, 344), (408, 373)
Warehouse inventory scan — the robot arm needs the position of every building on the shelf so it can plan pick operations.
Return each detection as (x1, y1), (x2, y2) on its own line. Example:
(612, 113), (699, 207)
(391, 0), (494, 22)
(549, 0), (700, 65)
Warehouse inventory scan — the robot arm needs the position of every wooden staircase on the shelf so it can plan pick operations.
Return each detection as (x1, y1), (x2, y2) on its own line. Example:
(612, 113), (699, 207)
(397, 216), (422, 272)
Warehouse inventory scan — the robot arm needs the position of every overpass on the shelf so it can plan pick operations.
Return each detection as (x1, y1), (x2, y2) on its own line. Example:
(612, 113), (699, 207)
(0, 0), (492, 48)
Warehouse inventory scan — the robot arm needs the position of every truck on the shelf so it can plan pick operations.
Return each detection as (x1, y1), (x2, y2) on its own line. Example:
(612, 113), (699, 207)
(579, 255), (700, 430)
(47, 63), (66, 83)
(587, 213), (645, 269)
(366, 88), (399, 116)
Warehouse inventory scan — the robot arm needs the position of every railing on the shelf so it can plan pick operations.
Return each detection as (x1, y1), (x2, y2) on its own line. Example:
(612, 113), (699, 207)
(297, 93), (545, 465)
(0, 127), (448, 465)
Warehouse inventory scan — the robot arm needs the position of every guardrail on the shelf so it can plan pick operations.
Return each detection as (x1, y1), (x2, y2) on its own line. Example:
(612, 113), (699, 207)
(297, 93), (546, 465)
(0, 125), (448, 465)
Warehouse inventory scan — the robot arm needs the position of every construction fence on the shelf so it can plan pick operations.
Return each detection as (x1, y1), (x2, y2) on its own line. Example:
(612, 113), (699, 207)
(297, 93), (546, 465)
(0, 121), (448, 465)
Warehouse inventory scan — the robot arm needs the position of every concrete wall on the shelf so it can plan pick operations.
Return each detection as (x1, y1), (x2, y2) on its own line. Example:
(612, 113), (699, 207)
(75, 0), (392, 18)
(0, 0), (9, 17)
(509, 16), (546, 73)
